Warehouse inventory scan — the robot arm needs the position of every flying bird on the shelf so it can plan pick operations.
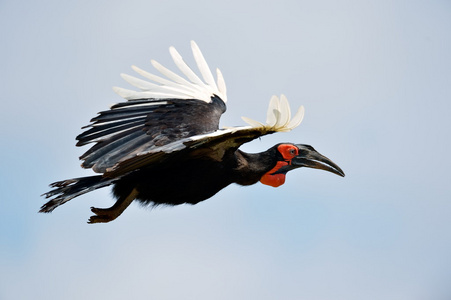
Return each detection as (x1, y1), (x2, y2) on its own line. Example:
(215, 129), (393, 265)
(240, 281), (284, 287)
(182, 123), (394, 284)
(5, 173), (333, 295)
(41, 41), (345, 224)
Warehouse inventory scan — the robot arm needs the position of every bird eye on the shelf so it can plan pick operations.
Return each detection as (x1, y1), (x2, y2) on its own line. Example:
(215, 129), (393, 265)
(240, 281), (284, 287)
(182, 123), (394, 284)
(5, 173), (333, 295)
(278, 144), (298, 160)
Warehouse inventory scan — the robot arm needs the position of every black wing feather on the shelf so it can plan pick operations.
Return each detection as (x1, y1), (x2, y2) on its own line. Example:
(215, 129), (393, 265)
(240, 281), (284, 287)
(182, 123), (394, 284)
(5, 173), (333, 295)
(76, 96), (226, 173)
(76, 117), (146, 146)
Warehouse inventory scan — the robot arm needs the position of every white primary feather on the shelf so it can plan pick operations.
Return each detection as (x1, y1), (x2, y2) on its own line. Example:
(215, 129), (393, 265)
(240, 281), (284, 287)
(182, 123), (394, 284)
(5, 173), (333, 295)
(120, 73), (160, 91)
(216, 68), (227, 99)
(240, 117), (263, 128)
(120, 74), (198, 98)
(130, 65), (199, 96)
(190, 41), (220, 94)
(114, 41), (227, 103)
(131, 65), (190, 88)
(287, 105), (305, 129)
(266, 95), (279, 127)
(113, 87), (184, 100)
(150, 60), (197, 89)
(277, 94), (291, 128)
(169, 46), (207, 88)
(242, 95), (305, 132)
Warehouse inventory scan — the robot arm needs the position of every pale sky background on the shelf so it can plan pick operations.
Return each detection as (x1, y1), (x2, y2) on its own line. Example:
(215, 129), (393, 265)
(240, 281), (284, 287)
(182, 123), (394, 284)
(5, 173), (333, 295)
(1, 0), (451, 299)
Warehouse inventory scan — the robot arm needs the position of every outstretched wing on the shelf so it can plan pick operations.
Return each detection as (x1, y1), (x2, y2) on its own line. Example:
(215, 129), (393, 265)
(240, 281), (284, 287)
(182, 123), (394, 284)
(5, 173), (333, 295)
(76, 41), (227, 173)
(103, 95), (305, 178)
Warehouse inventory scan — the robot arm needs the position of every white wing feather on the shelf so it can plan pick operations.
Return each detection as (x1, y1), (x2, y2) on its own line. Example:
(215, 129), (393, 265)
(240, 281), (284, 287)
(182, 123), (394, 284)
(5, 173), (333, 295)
(242, 95), (304, 132)
(191, 41), (219, 92)
(169, 46), (207, 88)
(114, 41), (227, 103)
(216, 68), (227, 100)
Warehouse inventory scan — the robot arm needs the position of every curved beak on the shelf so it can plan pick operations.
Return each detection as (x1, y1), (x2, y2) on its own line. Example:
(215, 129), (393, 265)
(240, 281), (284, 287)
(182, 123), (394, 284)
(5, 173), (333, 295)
(291, 144), (345, 177)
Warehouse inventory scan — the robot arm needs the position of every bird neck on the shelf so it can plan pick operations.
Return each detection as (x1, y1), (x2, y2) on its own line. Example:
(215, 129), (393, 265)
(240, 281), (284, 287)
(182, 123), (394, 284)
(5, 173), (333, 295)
(233, 149), (279, 186)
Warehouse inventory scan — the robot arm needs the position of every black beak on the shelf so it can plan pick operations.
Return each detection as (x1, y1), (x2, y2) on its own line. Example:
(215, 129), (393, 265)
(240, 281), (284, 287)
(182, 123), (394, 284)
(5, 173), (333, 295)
(290, 144), (345, 177)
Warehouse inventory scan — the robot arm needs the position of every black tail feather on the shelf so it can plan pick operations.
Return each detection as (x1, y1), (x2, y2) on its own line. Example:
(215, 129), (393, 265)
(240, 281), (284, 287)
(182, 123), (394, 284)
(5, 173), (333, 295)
(40, 176), (115, 213)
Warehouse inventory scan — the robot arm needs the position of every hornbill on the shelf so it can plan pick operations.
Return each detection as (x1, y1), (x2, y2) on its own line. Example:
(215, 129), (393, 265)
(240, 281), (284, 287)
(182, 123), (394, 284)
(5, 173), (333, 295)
(41, 41), (345, 224)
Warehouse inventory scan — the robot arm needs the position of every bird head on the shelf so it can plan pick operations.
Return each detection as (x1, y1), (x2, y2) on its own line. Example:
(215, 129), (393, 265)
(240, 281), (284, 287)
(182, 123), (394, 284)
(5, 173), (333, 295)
(260, 143), (345, 187)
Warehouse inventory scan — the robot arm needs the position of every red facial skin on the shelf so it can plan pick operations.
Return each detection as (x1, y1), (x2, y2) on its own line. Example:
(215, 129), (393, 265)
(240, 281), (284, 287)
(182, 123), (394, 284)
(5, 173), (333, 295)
(260, 144), (299, 187)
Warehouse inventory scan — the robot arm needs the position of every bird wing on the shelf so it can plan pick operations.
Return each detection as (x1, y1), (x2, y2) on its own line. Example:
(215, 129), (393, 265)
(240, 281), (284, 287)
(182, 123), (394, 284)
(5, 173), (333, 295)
(77, 41), (227, 173)
(103, 95), (305, 178)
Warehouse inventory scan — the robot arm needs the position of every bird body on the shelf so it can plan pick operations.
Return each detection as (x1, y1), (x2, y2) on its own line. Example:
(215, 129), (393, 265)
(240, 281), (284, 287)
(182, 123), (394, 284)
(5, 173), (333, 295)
(42, 41), (344, 223)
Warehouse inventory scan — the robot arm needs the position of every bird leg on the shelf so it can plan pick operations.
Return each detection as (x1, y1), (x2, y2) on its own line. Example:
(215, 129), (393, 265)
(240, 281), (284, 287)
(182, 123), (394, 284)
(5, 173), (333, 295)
(88, 188), (138, 224)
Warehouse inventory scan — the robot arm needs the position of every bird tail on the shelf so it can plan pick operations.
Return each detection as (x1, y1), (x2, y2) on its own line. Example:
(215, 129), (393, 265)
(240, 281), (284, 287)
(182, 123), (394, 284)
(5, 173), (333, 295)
(40, 175), (115, 213)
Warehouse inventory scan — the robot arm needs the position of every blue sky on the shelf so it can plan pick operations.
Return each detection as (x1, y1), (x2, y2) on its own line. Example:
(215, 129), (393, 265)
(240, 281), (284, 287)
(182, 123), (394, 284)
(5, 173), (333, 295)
(1, 0), (451, 299)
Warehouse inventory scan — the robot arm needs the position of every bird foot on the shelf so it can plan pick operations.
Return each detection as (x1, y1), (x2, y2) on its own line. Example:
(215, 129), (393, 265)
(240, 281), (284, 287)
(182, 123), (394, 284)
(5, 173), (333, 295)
(87, 188), (138, 224)
(88, 207), (120, 224)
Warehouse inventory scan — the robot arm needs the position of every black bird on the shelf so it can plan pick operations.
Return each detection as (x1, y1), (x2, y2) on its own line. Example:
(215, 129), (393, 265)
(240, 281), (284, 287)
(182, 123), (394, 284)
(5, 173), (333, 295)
(41, 41), (345, 224)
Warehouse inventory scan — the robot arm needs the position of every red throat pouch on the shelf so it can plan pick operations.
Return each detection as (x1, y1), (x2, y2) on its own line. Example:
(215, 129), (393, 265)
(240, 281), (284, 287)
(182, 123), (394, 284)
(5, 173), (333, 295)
(260, 161), (289, 187)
